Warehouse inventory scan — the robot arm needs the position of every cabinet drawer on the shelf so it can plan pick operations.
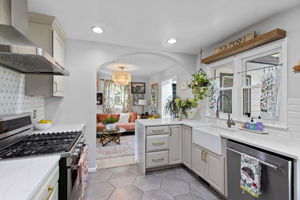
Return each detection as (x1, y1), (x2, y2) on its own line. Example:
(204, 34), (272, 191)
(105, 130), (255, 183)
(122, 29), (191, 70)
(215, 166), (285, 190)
(147, 135), (169, 152)
(146, 151), (169, 168)
(147, 126), (169, 135)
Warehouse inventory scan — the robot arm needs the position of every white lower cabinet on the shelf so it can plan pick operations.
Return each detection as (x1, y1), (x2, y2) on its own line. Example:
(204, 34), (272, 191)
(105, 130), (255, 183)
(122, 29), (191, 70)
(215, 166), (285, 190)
(182, 126), (192, 169)
(192, 143), (207, 178)
(146, 125), (182, 168)
(169, 126), (182, 165)
(207, 151), (225, 194)
(33, 166), (59, 200)
(192, 143), (225, 195)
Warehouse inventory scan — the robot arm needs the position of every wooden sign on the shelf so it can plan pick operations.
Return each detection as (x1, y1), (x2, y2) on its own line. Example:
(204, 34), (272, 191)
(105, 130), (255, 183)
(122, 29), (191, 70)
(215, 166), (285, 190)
(213, 31), (256, 54)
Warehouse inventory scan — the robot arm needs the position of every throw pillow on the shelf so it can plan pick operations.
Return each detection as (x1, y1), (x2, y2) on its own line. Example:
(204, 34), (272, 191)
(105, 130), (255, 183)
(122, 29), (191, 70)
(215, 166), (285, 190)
(118, 113), (130, 123)
(129, 112), (138, 122)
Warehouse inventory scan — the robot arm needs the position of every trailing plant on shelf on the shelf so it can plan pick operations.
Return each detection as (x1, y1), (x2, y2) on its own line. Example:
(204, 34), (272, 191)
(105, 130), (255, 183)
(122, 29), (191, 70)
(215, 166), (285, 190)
(164, 95), (179, 118)
(175, 97), (198, 120)
(188, 71), (211, 101)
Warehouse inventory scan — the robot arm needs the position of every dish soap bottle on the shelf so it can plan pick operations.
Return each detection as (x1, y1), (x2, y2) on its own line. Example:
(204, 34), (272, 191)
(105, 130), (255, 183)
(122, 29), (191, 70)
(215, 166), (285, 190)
(256, 116), (264, 131)
(250, 117), (256, 130)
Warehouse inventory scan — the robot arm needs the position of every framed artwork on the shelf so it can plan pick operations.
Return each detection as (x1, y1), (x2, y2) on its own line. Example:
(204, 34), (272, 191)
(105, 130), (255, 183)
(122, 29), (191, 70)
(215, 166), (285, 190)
(133, 94), (145, 106)
(97, 93), (103, 105)
(131, 82), (146, 94)
(151, 83), (159, 111)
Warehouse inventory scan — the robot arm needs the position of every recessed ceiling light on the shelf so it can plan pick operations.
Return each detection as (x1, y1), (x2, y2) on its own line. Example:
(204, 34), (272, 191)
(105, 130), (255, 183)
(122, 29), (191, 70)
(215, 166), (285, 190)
(91, 26), (104, 34)
(167, 38), (177, 44)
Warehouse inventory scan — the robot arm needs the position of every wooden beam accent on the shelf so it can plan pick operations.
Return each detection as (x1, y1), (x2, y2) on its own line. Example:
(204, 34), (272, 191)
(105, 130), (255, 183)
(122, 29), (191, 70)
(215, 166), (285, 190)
(201, 29), (286, 64)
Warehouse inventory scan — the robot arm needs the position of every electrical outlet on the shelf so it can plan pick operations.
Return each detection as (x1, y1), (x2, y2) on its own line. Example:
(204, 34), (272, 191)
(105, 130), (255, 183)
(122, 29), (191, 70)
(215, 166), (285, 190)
(32, 109), (37, 120)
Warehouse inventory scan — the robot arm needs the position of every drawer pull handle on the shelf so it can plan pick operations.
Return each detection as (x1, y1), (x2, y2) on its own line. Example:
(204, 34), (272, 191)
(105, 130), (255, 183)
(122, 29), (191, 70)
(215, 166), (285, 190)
(44, 186), (54, 200)
(152, 129), (165, 133)
(152, 142), (165, 146)
(152, 158), (165, 162)
(204, 151), (208, 163)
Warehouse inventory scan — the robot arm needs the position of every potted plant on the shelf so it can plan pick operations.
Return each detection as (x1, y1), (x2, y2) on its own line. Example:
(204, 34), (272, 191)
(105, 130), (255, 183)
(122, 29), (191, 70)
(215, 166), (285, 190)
(175, 97), (198, 120)
(102, 116), (118, 130)
(188, 71), (211, 101)
(164, 95), (179, 118)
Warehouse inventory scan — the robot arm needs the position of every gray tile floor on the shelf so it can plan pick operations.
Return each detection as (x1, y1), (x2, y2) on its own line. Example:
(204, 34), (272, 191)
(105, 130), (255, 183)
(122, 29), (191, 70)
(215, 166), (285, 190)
(85, 165), (224, 200)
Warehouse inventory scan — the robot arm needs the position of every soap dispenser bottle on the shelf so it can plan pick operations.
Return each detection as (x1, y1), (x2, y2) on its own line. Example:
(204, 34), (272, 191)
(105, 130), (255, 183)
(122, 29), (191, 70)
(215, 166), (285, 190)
(250, 117), (256, 130)
(256, 116), (264, 131)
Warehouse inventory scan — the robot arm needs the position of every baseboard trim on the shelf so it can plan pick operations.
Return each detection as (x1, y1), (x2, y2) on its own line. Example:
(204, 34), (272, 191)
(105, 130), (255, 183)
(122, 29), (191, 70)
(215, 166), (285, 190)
(88, 167), (97, 173)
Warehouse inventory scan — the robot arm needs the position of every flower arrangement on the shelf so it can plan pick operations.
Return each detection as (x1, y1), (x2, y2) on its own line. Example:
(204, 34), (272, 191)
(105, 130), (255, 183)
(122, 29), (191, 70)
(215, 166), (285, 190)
(188, 71), (211, 101)
(175, 97), (198, 120)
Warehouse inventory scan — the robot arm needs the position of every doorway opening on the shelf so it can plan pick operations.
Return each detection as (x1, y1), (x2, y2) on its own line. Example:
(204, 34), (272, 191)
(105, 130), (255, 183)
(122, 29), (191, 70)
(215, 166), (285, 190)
(161, 76), (177, 118)
(95, 52), (182, 169)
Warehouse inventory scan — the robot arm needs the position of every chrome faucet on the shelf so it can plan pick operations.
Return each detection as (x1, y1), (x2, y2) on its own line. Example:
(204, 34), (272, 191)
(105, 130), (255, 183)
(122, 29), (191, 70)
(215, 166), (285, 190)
(216, 95), (235, 128)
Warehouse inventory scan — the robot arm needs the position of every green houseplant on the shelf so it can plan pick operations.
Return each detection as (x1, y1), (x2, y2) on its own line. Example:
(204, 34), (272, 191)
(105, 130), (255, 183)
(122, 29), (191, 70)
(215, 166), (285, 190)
(175, 97), (198, 120)
(164, 95), (179, 118)
(102, 116), (118, 130)
(188, 71), (211, 101)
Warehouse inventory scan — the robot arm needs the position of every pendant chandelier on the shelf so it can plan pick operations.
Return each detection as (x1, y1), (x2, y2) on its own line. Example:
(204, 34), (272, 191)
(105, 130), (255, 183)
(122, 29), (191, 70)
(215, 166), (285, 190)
(112, 66), (131, 85)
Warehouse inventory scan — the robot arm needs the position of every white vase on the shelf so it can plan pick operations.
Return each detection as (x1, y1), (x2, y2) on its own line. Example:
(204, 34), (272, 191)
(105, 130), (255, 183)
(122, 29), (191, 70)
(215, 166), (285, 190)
(106, 123), (116, 130)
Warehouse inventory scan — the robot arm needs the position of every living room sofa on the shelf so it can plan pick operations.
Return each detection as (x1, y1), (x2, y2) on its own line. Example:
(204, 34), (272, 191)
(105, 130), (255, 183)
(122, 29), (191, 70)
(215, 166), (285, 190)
(96, 112), (140, 132)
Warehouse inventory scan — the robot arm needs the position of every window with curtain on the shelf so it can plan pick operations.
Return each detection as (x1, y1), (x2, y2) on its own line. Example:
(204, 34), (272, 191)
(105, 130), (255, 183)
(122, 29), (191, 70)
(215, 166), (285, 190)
(242, 52), (281, 119)
(207, 40), (286, 127)
(103, 80), (132, 113)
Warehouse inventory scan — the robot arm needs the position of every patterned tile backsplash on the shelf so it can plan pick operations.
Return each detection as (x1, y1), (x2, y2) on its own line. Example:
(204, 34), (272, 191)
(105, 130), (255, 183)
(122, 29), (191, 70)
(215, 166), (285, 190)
(0, 66), (44, 122)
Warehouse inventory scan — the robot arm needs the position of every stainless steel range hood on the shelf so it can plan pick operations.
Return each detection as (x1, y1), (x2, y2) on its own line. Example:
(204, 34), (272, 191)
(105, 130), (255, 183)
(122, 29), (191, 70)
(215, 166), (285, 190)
(0, 0), (69, 76)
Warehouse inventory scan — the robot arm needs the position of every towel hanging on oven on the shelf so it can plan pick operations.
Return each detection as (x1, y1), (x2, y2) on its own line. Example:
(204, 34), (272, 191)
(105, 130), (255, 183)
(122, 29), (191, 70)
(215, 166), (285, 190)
(240, 153), (262, 198)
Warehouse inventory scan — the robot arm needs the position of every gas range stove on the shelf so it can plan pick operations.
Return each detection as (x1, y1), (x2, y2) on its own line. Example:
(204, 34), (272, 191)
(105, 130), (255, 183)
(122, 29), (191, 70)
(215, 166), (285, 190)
(0, 131), (82, 159)
(0, 113), (86, 200)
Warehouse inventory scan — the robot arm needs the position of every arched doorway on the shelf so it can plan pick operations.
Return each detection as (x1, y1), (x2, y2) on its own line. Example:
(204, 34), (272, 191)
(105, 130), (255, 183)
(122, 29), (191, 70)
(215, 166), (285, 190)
(95, 52), (185, 169)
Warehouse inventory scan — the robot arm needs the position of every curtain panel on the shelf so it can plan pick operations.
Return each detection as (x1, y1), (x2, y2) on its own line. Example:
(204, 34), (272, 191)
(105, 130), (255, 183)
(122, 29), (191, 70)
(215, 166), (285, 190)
(103, 80), (132, 113)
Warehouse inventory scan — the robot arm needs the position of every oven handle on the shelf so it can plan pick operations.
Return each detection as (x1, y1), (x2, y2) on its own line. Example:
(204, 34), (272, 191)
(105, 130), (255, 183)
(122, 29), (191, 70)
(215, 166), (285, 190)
(227, 147), (279, 170)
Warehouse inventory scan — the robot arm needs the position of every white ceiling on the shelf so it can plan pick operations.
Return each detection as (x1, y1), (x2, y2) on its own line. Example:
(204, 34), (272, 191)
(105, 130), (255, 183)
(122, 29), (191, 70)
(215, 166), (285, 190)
(28, 0), (300, 54)
(98, 54), (175, 77)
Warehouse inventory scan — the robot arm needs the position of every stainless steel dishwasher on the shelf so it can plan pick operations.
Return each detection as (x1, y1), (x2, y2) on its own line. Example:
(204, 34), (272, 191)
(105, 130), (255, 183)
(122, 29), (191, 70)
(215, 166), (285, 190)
(227, 140), (293, 200)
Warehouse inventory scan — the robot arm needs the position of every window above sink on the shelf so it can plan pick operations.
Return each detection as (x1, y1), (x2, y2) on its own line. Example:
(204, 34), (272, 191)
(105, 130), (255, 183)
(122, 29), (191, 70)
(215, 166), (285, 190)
(206, 39), (287, 128)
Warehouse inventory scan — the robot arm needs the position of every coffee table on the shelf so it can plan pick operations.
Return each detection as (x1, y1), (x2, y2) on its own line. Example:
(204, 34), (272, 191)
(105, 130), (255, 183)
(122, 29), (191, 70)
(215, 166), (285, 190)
(99, 127), (126, 146)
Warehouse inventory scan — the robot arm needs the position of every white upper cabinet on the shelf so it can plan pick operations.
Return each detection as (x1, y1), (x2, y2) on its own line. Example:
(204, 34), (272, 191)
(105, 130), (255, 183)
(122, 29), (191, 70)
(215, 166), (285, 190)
(169, 126), (182, 165)
(26, 12), (66, 97)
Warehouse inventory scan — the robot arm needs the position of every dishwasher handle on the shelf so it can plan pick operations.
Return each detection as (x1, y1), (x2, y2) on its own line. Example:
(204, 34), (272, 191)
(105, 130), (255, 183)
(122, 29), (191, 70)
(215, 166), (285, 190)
(227, 147), (279, 170)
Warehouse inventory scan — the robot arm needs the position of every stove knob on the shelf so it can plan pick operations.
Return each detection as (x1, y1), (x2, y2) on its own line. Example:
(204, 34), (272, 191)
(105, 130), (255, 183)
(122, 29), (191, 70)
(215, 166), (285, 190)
(72, 149), (80, 156)
(77, 143), (83, 148)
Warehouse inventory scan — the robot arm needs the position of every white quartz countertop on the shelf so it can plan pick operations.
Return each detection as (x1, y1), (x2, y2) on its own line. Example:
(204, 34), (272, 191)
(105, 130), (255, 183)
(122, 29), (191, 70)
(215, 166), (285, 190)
(0, 155), (60, 200)
(219, 129), (300, 160)
(136, 118), (209, 128)
(33, 123), (85, 134)
(137, 119), (300, 160)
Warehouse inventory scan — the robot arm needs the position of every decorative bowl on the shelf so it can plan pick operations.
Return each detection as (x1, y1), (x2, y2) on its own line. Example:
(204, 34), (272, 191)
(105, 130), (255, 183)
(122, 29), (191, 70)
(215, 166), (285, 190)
(106, 123), (116, 130)
(35, 122), (52, 130)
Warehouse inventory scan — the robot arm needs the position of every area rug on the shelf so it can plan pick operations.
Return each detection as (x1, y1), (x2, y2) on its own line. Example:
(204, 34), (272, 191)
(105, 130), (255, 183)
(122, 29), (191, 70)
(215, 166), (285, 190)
(96, 135), (135, 159)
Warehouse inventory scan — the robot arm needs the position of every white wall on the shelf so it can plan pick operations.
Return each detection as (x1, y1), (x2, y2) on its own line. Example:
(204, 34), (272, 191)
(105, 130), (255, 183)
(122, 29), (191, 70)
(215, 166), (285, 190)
(44, 39), (197, 168)
(149, 64), (194, 115)
(198, 5), (300, 137)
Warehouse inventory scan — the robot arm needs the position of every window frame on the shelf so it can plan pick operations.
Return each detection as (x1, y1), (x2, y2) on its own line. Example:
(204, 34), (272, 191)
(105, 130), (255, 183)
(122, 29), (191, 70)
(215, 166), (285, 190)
(206, 39), (288, 128)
